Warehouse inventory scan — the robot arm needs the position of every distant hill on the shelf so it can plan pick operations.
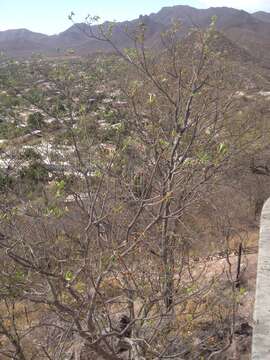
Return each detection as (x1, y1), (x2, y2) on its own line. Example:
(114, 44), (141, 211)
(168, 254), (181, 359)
(253, 11), (270, 23)
(148, 6), (270, 66)
(0, 6), (269, 66)
(0, 28), (47, 43)
(0, 29), (49, 57)
(150, 5), (253, 28)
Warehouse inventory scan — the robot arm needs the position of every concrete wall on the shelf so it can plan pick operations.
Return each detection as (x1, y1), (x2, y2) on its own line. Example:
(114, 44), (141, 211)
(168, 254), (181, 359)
(252, 198), (270, 359)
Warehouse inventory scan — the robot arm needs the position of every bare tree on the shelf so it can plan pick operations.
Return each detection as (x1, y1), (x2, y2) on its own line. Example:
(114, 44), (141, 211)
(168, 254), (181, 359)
(0, 17), (261, 359)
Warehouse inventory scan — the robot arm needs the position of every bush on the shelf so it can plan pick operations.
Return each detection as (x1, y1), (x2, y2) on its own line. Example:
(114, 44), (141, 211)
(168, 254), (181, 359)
(0, 171), (13, 191)
(27, 112), (45, 130)
(0, 122), (26, 139)
(19, 162), (49, 184)
(20, 148), (42, 161)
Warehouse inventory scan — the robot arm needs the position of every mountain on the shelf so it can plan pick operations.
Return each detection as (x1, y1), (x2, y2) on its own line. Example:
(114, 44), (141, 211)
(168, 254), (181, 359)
(0, 28), (47, 43)
(0, 29), (49, 57)
(150, 5), (253, 28)
(148, 6), (270, 66)
(0, 6), (269, 66)
(253, 11), (270, 23)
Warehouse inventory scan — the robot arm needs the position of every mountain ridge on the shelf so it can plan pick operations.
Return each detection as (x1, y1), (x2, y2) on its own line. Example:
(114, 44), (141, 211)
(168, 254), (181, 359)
(0, 5), (269, 64)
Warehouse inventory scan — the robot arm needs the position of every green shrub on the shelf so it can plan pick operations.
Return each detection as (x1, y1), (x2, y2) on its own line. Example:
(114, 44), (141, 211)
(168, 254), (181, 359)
(0, 171), (13, 191)
(20, 148), (42, 161)
(27, 112), (45, 130)
(19, 162), (49, 184)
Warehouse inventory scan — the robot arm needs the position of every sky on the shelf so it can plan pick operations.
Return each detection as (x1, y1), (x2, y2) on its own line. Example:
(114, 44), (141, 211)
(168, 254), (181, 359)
(0, 0), (269, 35)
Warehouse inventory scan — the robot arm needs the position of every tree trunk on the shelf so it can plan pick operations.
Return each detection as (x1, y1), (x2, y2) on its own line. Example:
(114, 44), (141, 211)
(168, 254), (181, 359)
(161, 200), (174, 310)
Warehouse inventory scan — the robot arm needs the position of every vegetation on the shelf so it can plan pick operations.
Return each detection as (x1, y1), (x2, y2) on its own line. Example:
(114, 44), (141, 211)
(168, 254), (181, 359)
(27, 112), (45, 130)
(0, 15), (269, 360)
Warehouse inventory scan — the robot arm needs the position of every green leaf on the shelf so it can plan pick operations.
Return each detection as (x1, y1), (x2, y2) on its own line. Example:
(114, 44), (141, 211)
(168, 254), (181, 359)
(45, 206), (66, 218)
(64, 271), (74, 282)
(239, 287), (246, 296)
(159, 139), (169, 148)
(93, 170), (102, 178)
(79, 104), (86, 114)
(197, 151), (210, 163)
(15, 270), (25, 281)
(56, 180), (65, 190)
(148, 93), (156, 104)
(218, 143), (228, 155)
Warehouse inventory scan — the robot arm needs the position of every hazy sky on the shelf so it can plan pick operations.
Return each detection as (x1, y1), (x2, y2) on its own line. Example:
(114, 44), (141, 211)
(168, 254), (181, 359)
(1, 0), (269, 35)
